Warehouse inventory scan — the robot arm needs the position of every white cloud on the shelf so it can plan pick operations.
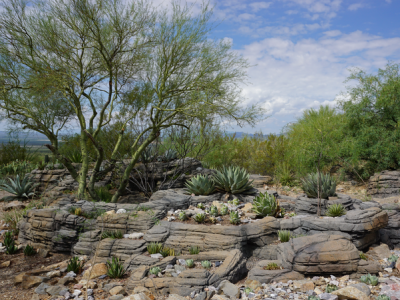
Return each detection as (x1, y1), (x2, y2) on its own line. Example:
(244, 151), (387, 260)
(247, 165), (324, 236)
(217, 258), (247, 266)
(249, 2), (272, 12)
(323, 29), (342, 37)
(348, 3), (365, 11)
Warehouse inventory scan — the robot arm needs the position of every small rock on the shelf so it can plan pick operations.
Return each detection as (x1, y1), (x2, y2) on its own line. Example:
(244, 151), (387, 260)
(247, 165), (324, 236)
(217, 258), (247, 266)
(293, 280), (314, 292)
(174, 265), (186, 273)
(123, 233), (144, 239)
(384, 268), (393, 273)
(319, 293), (338, 300)
(74, 284), (83, 289)
(332, 286), (369, 300)
(167, 216), (176, 222)
(65, 271), (76, 278)
(34, 282), (50, 295)
(110, 286), (126, 296)
(21, 275), (49, 289)
(215, 261), (221, 267)
(37, 248), (49, 258)
(105, 210), (116, 215)
(46, 270), (61, 278)
(57, 276), (75, 286)
(178, 259), (186, 265)
(46, 285), (64, 296)
(368, 244), (392, 260)
(31, 295), (40, 300)
(72, 289), (82, 297)
(349, 283), (371, 296)
(83, 263), (108, 279)
(116, 208), (127, 214)
(218, 280), (240, 299)
(110, 295), (125, 300)
(98, 274), (107, 279)
(150, 253), (163, 259)
(0, 260), (10, 268)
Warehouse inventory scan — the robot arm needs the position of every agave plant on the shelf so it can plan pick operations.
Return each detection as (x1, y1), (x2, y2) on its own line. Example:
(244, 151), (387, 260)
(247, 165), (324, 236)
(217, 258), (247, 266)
(252, 192), (282, 217)
(229, 211), (240, 225)
(326, 204), (346, 217)
(106, 257), (126, 278)
(178, 211), (187, 221)
(194, 213), (206, 223)
(213, 166), (254, 194)
(0, 175), (39, 201)
(140, 146), (157, 163)
(163, 149), (178, 161)
(185, 175), (215, 196)
(360, 274), (379, 286)
(67, 256), (83, 274)
(301, 172), (336, 199)
(210, 206), (219, 217)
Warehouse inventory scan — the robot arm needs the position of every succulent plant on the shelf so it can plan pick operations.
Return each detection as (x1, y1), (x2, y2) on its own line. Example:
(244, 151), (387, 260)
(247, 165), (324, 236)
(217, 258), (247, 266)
(209, 216), (217, 224)
(301, 172), (336, 199)
(178, 211), (187, 221)
(4, 231), (18, 254)
(106, 257), (126, 278)
(194, 213), (206, 223)
(186, 259), (194, 268)
(23, 244), (36, 256)
(244, 287), (253, 295)
(67, 256), (83, 274)
(213, 166), (254, 194)
(0, 175), (39, 201)
(197, 203), (205, 209)
(75, 207), (83, 216)
(360, 274), (379, 286)
(147, 242), (163, 254)
(229, 211), (240, 225)
(188, 245), (200, 255)
(185, 175), (216, 196)
(232, 198), (240, 206)
(201, 260), (212, 269)
(278, 230), (291, 242)
(263, 262), (280, 270)
(101, 230), (123, 240)
(220, 205), (229, 215)
(252, 192), (283, 217)
(359, 252), (367, 260)
(388, 254), (398, 263)
(163, 149), (178, 161)
(210, 206), (219, 217)
(376, 295), (390, 300)
(308, 296), (320, 300)
(326, 204), (346, 217)
(149, 267), (161, 275)
(325, 284), (338, 293)
(140, 146), (157, 163)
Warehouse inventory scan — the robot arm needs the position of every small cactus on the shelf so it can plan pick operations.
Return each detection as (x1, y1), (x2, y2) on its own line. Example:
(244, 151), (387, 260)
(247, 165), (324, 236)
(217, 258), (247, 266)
(229, 211), (240, 225)
(220, 205), (229, 215)
(210, 206), (219, 217)
(178, 211), (187, 221)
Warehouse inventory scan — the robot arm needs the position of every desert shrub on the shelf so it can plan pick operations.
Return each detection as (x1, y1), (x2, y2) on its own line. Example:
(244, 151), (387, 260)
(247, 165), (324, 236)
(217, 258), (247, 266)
(326, 204), (346, 217)
(301, 172), (336, 199)
(274, 162), (295, 187)
(278, 230), (291, 242)
(0, 140), (40, 167)
(67, 257), (83, 273)
(263, 262), (280, 270)
(189, 246), (200, 255)
(184, 175), (215, 196)
(229, 211), (240, 225)
(252, 192), (281, 217)
(194, 213), (206, 223)
(147, 242), (163, 254)
(106, 257), (126, 278)
(149, 267), (161, 275)
(201, 260), (211, 269)
(1, 209), (25, 233)
(24, 244), (36, 256)
(213, 166), (254, 194)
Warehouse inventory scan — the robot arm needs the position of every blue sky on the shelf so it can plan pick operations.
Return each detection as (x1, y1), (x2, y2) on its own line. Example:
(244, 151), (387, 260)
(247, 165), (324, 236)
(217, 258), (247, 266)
(190, 0), (400, 134)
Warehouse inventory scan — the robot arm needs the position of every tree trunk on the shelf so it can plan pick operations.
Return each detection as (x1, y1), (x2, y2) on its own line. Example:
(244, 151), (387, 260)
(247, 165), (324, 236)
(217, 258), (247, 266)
(78, 131), (89, 199)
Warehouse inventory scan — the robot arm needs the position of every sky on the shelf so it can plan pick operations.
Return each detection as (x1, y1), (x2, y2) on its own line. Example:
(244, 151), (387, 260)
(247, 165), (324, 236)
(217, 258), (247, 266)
(197, 0), (400, 134)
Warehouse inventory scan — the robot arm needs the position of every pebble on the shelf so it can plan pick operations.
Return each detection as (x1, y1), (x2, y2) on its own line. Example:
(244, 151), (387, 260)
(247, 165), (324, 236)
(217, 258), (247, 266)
(116, 208), (127, 214)
(65, 271), (76, 278)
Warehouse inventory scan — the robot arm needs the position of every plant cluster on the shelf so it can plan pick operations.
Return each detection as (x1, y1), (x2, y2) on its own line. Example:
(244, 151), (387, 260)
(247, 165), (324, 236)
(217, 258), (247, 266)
(189, 246), (201, 255)
(360, 274), (379, 286)
(252, 192), (284, 218)
(229, 211), (240, 225)
(94, 186), (113, 203)
(178, 211), (187, 221)
(278, 230), (291, 243)
(301, 172), (337, 199)
(160, 246), (176, 257)
(197, 203), (205, 209)
(67, 257), (83, 274)
(4, 231), (18, 254)
(194, 213), (206, 223)
(244, 287), (253, 295)
(106, 257), (126, 278)
(220, 205), (229, 215)
(376, 295), (390, 300)
(101, 230), (123, 240)
(201, 260), (212, 269)
(23, 244), (36, 256)
(185, 175), (215, 196)
(214, 166), (254, 194)
(149, 267), (161, 275)
(186, 259), (194, 268)
(325, 284), (338, 293)
(209, 206), (219, 217)
(326, 204), (346, 217)
(147, 242), (163, 254)
(0, 175), (39, 201)
(263, 262), (280, 270)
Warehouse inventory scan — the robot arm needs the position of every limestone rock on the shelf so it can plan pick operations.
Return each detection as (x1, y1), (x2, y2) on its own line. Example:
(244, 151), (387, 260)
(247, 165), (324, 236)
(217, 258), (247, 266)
(21, 275), (49, 289)
(167, 295), (187, 300)
(83, 263), (107, 279)
(218, 280), (240, 299)
(367, 243), (392, 260)
(37, 248), (49, 258)
(46, 285), (64, 296)
(293, 280), (315, 292)
(122, 293), (152, 300)
(349, 283), (371, 296)
(110, 286), (126, 296)
(332, 286), (369, 300)
(34, 282), (50, 295)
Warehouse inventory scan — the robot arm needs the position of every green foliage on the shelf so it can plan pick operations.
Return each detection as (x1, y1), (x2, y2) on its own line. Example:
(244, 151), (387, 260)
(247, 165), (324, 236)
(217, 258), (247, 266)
(185, 175), (215, 196)
(4, 231), (18, 254)
(149, 267), (161, 275)
(308, 296), (320, 300)
(188, 246), (201, 255)
(233, 198), (240, 206)
(252, 192), (281, 217)
(94, 186), (113, 203)
(67, 257), (83, 274)
(197, 203), (205, 209)
(0, 175), (39, 201)
(163, 149), (178, 161)
(244, 287), (253, 295)
(101, 230), (123, 240)
(263, 262), (280, 270)
(388, 254), (398, 263)
(147, 242), (163, 254)
(210, 206), (219, 217)
(0, 140), (40, 167)
(213, 166), (254, 194)
(360, 274), (379, 286)
(106, 257), (126, 278)
(326, 204), (346, 217)
(160, 247), (175, 257)
(194, 213), (206, 223)
(359, 252), (367, 260)
(326, 284), (338, 293)
(178, 211), (187, 221)
(201, 260), (212, 269)
(65, 150), (83, 163)
(24, 244), (36, 256)
(229, 211), (240, 225)
(274, 162), (295, 187)
(186, 259), (194, 268)
(376, 295), (390, 300)
(301, 172), (337, 199)
(278, 230), (291, 243)
(220, 205), (229, 215)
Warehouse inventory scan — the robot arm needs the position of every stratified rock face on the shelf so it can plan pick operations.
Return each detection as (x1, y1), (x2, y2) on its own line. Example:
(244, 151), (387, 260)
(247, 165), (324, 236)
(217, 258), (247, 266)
(144, 217), (280, 253)
(277, 234), (360, 275)
(379, 204), (400, 249)
(368, 170), (400, 198)
(247, 260), (304, 283)
(294, 194), (362, 215)
(280, 207), (388, 250)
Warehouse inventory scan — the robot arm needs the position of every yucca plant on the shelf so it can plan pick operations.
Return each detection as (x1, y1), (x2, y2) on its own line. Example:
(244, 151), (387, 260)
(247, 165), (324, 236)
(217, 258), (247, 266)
(278, 230), (291, 242)
(147, 242), (163, 254)
(220, 205), (229, 215)
(106, 257), (126, 278)
(149, 267), (161, 275)
(194, 213), (206, 223)
(185, 175), (215, 196)
(210, 206), (219, 217)
(229, 211), (240, 225)
(213, 166), (254, 194)
(252, 192), (283, 217)
(326, 204), (346, 217)
(178, 211), (187, 221)
(4, 231), (18, 254)
(186, 259), (194, 268)
(189, 246), (200, 255)
(301, 172), (336, 199)
(23, 244), (36, 256)
(67, 257), (83, 274)
(0, 175), (39, 201)
(201, 260), (212, 269)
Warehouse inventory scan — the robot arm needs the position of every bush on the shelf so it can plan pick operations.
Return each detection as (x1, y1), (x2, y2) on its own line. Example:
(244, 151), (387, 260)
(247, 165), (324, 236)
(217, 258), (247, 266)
(188, 245), (200, 255)
(201, 260), (211, 269)
(252, 192), (281, 217)
(184, 175), (215, 196)
(0, 140), (40, 167)
(301, 172), (336, 199)
(326, 204), (346, 217)
(147, 242), (163, 254)
(67, 257), (83, 274)
(194, 213), (206, 223)
(4, 231), (18, 254)
(278, 230), (291, 242)
(213, 166), (254, 194)
(229, 211), (240, 225)
(24, 244), (36, 256)
(106, 257), (126, 278)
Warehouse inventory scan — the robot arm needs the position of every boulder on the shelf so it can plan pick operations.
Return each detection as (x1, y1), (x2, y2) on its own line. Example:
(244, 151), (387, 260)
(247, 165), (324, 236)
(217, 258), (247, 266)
(217, 280), (240, 299)
(83, 263), (108, 279)
(21, 275), (50, 289)
(367, 243), (392, 260)
(332, 286), (369, 300)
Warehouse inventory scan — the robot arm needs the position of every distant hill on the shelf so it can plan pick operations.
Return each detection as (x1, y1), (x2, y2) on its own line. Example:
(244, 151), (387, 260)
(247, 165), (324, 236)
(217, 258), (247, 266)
(0, 131), (50, 146)
(226, 132), (270, 138)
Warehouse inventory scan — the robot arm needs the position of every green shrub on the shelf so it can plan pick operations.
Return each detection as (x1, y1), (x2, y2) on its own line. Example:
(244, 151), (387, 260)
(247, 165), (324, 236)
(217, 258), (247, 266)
(0, 175), (39, 201)
(178, 211), (187, 221)
(213, 166), (254, 194)
(185, 175), (215, 196)
(360, 274), (379, 286)
(101, 230), (123, 240)
(106, 257), (126, 278)
(201, 260), (212, 269)
(23, 244), (36, 256)
(210, 206), (219, 217)
(301, 172), (336, 199)
(65, 150), (83, 163)
(278, 230), (291, 242)
(229, 211), (240, 225)
(186, 259), (194, 268)
(220, 205), (229, 215)
(263, 262), (280, 270)
(359, 252), (367, 260)
(252, 192), (282, 217)
(188, 245), (200, 255)
(149, 267), (161, 275)
(194, 213), (206, 223)
(0, 140), (40, 167)
(94, 186), (113, 203)
(274, 162), (295, 187)
(147, 242), (163, 254)
(4, 231), (18, 254)
(326, 284), (338, 293)
(67, 257), (83, 273)
(326, 204), (346, 217)
(160, 247), (175, 257)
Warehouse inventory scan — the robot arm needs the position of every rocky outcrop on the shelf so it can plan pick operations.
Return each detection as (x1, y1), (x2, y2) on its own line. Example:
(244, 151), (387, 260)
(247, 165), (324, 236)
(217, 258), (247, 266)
(368, 170), (400, 198)
(247, 260), (304, 283)
(379, 204), (400, 249)
(294, 194), (363, 215)
(280, 207), (388, 249)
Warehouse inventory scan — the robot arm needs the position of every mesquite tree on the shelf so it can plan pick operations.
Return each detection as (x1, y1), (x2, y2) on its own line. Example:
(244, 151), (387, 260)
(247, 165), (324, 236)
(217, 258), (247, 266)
(0, 0), (263, 202)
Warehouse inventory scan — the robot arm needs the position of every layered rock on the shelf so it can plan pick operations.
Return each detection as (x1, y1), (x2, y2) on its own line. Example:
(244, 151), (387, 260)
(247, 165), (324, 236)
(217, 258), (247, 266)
(248, 260), (304, 283)
(368, 170), (400, 198)
(379, 204), (400, 249)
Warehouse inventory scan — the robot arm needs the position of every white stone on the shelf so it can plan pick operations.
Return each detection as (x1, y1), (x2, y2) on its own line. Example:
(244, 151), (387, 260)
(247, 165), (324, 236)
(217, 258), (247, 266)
(167, 216), (175, 222)
(65, 271), (76, 278)
(116, 209), (127, 214)
(150, 253), (163, 259)
(73, 290), (82, 297)
(123, 233), (144, 239)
